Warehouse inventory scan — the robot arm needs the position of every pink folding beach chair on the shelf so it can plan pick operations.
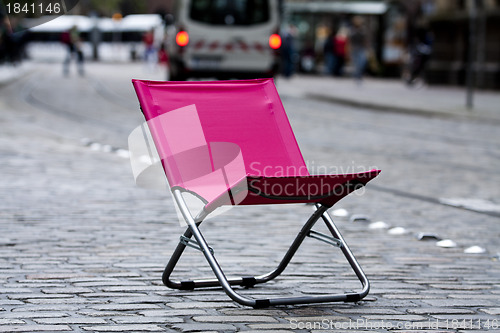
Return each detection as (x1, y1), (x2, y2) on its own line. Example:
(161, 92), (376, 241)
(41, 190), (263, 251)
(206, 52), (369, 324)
(132, 78), (380, 307)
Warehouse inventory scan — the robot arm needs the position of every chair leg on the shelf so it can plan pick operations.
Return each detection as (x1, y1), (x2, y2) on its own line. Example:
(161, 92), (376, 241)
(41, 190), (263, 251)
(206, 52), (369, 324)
(319, 204), (370, 301)
(162, 189), (370, 307)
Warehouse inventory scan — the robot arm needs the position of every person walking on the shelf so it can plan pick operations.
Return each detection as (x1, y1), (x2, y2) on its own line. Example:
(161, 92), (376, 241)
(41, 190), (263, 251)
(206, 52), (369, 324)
(348, 16), (368, 84)
(142, 29), (157, 71)
(62, 25), (84, 76)
(323, 31), (334, 75)
(406, 24), (433, 86)
(281, 25), (297, 78)
(333, 26), (348, 76)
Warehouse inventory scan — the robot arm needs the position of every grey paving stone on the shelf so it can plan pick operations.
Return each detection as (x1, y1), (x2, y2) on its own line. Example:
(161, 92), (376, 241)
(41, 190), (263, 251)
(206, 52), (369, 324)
(361, 315), (428, 321)
(26, 274), (91, 280)
(34, 317), (108, 324)
(8, 293), (76, 299)
(478, 308), (500, 315)
(111, 296), (172, 304)
(139, 310), (209, 316)
(73, 281), (148, 287)
(193, 315), (279, 323)
(220, 309), (288, 316)
(247, 323), (296, 330)
(172, 323), (236, 332)
(448, 293), (500, 300)
(429, 284), (493, 290)
(79, 292), (147, 298)
(0, 312), (70, 318)
(90, 304), (162, 311)
(406, 308), (476, 315)
(0, 325), (73, 332)
(103, 286), (167, 292)
(421, 299), (496, 307)
(0, 288), (34, 293)
(0, 319), (26, 324)
(431, 314), (500, 321)
(0, 300), (25, 306)
(81, 324), (165, 331)
(6, 283), (67, 288)
(382, 294), (438, 299)
(166, 302), (238, 309)
(41, 287), (94, 294)
(24, 298), (100, 304)
(334, 308), (405, 315)
(110, 316), (183, 324)
(77, 310), (137, 317)
(284, 316), (350, 323)
(11, 305), (80, 312)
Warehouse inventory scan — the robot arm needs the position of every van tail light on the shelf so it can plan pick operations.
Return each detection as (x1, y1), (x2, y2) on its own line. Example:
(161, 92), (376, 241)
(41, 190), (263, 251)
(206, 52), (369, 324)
(176, 31), (189, 47)
(269, 33), (281, 50)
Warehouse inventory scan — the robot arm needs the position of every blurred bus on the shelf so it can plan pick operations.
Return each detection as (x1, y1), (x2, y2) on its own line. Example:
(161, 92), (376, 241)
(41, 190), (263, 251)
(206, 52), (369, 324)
(23, 14), (164, 62)
(167, 0), (281, 80)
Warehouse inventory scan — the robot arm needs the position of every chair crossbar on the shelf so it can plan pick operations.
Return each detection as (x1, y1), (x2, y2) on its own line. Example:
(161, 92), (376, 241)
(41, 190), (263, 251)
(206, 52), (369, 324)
(179, 235), (214, 254)
(307, 230), (343, 248)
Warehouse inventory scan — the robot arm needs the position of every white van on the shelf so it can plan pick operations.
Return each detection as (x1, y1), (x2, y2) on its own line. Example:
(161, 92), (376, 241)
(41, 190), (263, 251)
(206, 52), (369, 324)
(167, 0), (281, 80)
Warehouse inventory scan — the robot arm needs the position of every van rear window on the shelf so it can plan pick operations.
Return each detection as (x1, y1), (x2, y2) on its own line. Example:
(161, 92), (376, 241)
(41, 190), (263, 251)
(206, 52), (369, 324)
(189, 0), (270, 25)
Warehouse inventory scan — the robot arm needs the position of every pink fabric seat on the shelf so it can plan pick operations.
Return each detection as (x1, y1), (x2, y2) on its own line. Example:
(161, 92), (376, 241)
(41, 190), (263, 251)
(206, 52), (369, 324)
(132, 78), (380, 214)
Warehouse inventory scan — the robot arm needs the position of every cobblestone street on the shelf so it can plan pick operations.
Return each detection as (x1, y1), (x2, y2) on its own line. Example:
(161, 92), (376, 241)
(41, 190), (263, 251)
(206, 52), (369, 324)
(1, 62), (499, 332)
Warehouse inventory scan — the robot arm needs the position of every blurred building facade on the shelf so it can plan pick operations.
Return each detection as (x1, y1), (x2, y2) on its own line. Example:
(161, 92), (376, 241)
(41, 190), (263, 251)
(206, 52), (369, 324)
(426, 0), (500, 89)
(284, 0), (499, 89)
(143, 0), (173, 17)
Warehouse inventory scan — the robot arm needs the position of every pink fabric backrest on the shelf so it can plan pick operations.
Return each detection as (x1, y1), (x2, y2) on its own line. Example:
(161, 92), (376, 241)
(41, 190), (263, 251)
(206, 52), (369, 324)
(132, 78), (309, 188)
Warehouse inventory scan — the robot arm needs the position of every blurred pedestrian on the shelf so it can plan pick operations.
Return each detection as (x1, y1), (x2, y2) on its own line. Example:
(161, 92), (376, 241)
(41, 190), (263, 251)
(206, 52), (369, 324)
(0, 10), (13, 64)
(300, 40), (315, 73)
(62, 25), (84, 76)
(348, 16), (368, 84)
(406, 24), (433, 86)
(281, 25), (297, 78)
(8, 18), (29, 64)
(158, 42), (169, 67)
(323, 31), (334, 75)
(142, 29), (157, 71)
(333, 26), (348, 76)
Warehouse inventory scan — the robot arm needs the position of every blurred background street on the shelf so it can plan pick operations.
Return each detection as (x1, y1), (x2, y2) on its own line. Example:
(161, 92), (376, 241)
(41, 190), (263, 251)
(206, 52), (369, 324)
(1, 0), (500, 332)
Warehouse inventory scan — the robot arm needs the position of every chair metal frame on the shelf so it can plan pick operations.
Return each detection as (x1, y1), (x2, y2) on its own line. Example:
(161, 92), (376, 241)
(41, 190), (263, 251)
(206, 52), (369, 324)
(162, 189), (370, 308)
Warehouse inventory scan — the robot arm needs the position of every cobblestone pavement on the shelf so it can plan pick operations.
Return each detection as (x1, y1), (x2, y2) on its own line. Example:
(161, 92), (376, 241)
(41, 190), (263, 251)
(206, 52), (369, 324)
(0, 62), (499, 332)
